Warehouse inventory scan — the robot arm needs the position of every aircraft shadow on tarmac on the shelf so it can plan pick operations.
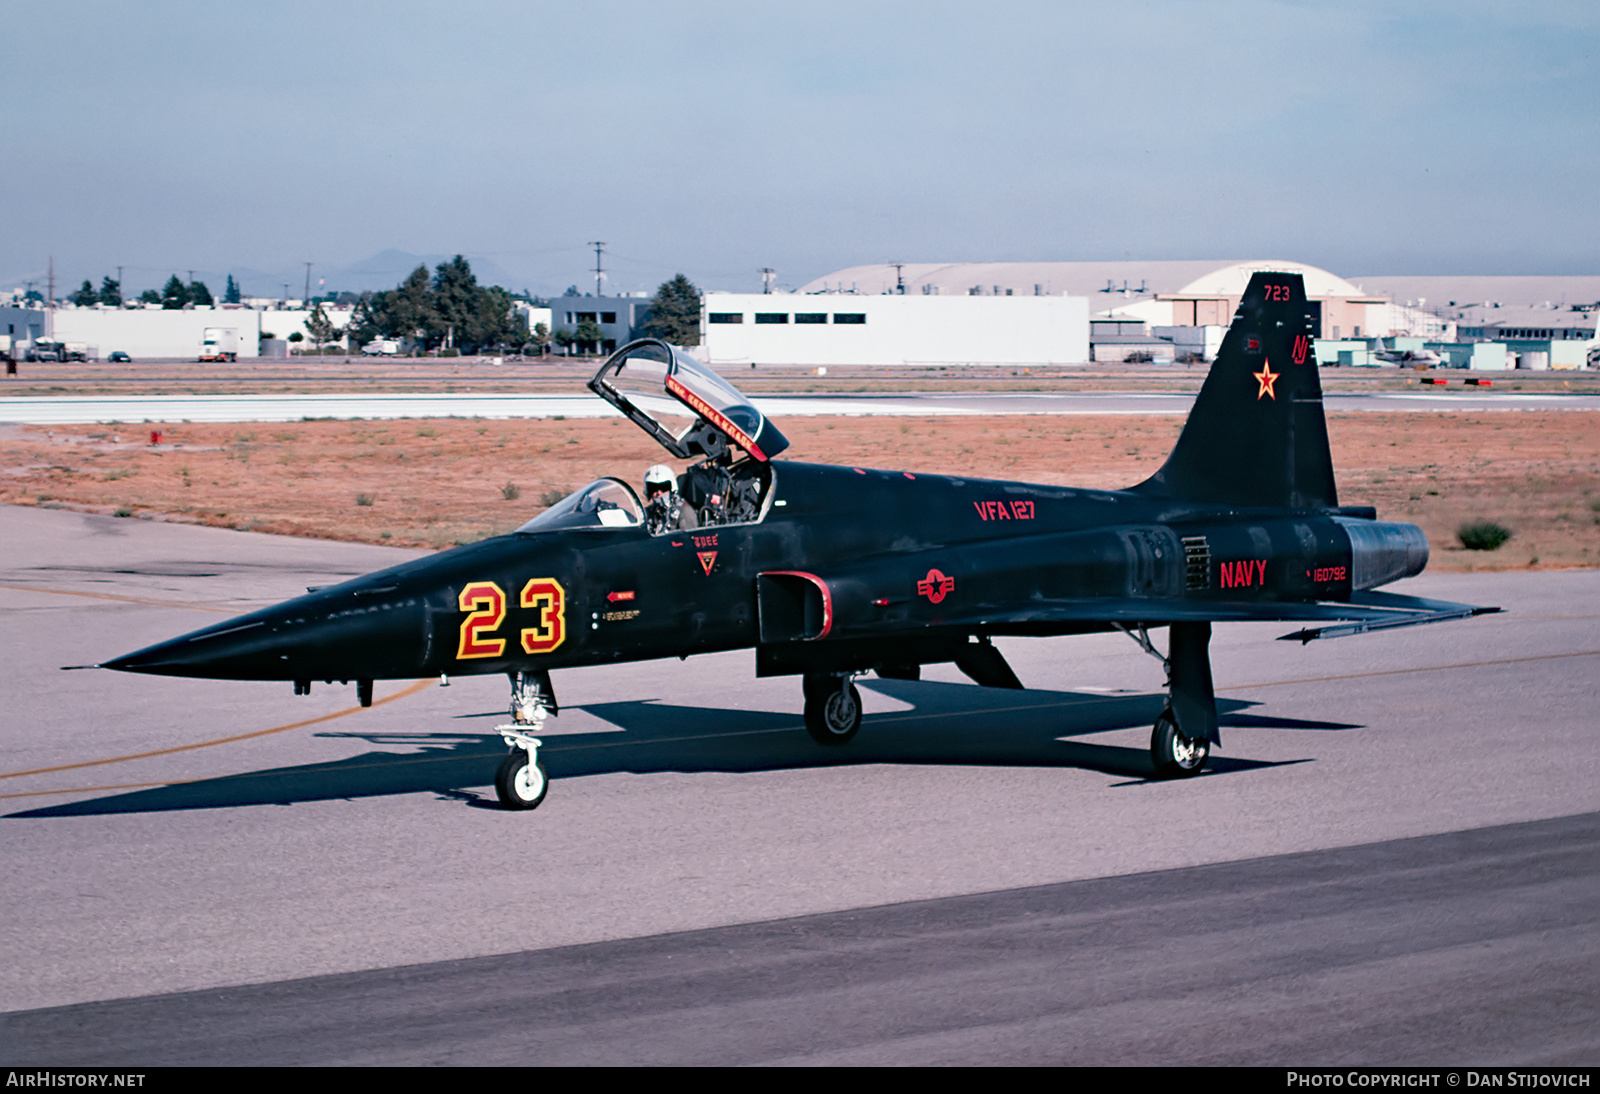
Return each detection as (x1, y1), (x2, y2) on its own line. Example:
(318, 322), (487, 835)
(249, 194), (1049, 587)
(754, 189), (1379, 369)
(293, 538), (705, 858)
(10, 682), (1350, 817)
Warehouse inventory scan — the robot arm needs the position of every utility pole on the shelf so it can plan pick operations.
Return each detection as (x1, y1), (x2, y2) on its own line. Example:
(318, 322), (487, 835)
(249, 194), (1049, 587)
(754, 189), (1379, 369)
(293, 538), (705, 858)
(116, 266), (124, 304)
(589, 242), (605, 298)
(303, 262), (313, 305)
(891, 263), (905, 295)
(760, 268), (776, 295)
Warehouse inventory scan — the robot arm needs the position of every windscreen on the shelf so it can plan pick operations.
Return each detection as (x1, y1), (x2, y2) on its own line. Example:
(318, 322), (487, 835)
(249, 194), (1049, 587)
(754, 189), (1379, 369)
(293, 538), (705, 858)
(515, 479), (643, 534)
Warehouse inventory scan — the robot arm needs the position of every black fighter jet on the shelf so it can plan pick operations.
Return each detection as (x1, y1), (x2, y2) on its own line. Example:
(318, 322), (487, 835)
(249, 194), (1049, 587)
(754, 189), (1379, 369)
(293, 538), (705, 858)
(103, 272), (1496, 809)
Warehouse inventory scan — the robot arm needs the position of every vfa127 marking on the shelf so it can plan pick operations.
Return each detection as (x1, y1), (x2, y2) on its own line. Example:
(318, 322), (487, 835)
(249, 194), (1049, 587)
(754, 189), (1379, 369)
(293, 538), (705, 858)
(457, 578), (566, 660)
(974, 500), (1035, 521)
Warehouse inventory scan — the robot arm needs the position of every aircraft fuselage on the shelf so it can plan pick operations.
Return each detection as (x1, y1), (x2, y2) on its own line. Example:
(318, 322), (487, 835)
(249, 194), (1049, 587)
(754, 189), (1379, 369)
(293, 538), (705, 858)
(106, 459), (1420, 686)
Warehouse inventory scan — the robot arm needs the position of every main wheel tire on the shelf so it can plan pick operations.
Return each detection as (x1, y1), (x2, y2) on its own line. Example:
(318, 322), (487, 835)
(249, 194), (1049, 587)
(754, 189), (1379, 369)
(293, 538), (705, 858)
(804, 679), (862, 746)
(1150, 709), (1208, 778)
(495, 749), (548, 809)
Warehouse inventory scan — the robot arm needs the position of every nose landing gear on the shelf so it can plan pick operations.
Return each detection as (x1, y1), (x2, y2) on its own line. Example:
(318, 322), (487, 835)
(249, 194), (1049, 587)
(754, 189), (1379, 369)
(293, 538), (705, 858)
(495, 669), (555, 810)
(495, 742), (548, 809)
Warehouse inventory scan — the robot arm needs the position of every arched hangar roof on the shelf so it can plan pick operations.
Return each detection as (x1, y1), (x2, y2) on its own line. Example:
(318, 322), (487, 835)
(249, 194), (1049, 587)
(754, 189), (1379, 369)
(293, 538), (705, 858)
(1171, 261), (1368, 300)
(796, 260), (1373, 301)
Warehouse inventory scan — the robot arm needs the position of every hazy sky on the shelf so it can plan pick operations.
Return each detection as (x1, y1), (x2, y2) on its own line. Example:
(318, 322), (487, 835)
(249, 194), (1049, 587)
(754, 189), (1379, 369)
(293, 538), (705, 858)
(6, 0), (1596, 298)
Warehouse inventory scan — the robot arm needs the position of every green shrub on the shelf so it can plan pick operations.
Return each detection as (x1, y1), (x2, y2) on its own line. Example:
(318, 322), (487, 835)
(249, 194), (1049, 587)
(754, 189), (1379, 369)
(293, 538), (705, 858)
(1457, 520), (1512, 551)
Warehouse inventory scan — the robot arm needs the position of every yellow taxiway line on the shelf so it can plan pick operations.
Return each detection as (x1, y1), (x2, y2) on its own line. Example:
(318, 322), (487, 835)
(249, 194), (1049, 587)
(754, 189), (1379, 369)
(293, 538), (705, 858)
(0, 678), (433, 786)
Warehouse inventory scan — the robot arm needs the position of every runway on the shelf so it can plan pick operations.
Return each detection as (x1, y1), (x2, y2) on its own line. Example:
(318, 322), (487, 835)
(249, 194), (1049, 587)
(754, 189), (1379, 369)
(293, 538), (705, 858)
(3, 388), (1598, 423)
(2, 505), (1597, 1063)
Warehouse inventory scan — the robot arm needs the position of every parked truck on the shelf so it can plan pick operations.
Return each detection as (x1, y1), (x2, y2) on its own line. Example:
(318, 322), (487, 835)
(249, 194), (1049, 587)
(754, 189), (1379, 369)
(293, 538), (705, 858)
(25, 340), (88, 362)
(199, 328), (240, 362)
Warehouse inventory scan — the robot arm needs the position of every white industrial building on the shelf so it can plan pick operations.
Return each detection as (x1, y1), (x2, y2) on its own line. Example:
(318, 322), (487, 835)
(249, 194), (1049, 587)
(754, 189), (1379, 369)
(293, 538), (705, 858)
(50, 306), (265, 359)
(0, 303), (370, 360)
(699, 293), (1089, 366)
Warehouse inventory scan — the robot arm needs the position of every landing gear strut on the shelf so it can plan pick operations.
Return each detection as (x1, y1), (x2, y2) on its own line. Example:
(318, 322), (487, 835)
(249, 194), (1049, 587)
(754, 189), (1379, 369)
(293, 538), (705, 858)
(803, 672), (861, 745)
(495, 669), (555, 810)
(1121, 621), (1218, 779)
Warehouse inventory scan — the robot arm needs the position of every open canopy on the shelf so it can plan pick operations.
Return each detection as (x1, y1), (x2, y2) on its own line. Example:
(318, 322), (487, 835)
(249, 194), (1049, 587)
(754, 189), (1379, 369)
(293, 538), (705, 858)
(588, 339), (789, 462)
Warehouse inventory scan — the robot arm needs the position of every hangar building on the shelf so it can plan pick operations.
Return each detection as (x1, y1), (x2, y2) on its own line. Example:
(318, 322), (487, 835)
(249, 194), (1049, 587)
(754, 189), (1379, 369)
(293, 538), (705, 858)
(698, 292), (1090, 366)
(800, 260), (1446, 341)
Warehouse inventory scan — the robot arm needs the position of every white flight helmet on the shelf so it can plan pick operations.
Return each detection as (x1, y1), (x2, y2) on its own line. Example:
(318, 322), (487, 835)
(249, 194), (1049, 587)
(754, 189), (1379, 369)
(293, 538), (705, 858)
(644, 464), (676, 493)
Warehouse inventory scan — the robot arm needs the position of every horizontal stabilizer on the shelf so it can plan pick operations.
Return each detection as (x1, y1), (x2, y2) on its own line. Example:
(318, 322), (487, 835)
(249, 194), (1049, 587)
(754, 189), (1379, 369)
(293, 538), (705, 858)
(832, 592), (1500, 638)
(1276, 591), (1500, 643)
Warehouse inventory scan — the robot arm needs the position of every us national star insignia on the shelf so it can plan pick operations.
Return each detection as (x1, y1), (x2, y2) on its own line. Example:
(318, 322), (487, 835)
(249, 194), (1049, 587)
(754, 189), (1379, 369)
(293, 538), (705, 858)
(1253, 360), (1279, 400)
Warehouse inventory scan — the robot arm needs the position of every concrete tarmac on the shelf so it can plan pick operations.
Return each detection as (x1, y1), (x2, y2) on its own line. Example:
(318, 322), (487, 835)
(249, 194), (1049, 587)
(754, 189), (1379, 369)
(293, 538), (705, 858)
(1, 505), (1596, 1062)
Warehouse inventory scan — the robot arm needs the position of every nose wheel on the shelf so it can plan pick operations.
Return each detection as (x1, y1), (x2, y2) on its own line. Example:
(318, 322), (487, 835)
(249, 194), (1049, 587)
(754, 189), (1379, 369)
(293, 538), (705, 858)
(803, 673), (862, 745)
(495, 746), (548, 809)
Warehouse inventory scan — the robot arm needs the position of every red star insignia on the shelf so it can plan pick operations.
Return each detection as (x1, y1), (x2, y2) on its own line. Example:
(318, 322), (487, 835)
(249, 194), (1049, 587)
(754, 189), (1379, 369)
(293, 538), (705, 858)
(1253, 360), (1279, 401)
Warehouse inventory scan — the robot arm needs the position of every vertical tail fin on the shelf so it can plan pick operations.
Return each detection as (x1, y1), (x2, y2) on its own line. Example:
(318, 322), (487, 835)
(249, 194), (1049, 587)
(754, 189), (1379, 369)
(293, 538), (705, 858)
(1134, 271), (1336, 510)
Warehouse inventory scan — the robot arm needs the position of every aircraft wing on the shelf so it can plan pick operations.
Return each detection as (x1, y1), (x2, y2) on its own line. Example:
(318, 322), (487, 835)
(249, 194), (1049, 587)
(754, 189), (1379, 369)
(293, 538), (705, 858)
(796, 588), (1495, 640)
(949, 590), (1500, 642)
(761, 569), (1499, 646)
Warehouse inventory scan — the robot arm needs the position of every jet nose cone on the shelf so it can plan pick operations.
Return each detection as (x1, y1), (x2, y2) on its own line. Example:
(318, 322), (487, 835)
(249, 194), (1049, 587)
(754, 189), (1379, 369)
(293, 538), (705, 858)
(103, 617), (275, 678)
(101, 588), (433, 682)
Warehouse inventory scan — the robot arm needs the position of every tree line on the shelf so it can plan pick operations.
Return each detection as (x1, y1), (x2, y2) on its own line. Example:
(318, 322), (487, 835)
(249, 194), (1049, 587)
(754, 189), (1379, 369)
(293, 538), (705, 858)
(54, 260), (705, 355)
(348, 256), (527, 354)
(68, 274), (244, 309)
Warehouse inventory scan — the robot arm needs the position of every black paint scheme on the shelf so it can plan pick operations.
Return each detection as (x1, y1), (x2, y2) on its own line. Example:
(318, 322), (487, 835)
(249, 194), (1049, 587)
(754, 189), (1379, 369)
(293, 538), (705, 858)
(104, 273), (1494, 760)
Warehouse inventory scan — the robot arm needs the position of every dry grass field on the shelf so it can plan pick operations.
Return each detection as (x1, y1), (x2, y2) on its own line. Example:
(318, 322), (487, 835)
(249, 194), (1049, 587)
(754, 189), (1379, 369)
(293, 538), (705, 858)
(2, 410), (1595, 570)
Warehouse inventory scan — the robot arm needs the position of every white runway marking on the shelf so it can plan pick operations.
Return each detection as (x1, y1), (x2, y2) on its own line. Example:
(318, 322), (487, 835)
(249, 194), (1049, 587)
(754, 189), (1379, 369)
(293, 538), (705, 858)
(2, 389), (1596, 424)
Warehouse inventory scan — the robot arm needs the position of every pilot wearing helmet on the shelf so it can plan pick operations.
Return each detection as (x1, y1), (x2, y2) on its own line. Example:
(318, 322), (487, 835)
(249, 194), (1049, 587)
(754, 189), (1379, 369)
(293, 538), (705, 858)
(643, 464), (697, 535)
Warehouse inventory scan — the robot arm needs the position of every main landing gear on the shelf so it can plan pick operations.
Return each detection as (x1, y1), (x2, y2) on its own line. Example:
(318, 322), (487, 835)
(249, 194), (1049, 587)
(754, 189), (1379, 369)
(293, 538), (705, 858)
(1120, 621), (1219, 779)
(1150, 707), (1210, 777)
(495, 669), (554, 810)
(803, 672), (861, 745)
